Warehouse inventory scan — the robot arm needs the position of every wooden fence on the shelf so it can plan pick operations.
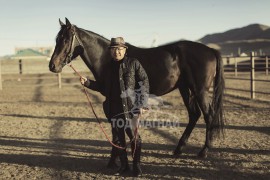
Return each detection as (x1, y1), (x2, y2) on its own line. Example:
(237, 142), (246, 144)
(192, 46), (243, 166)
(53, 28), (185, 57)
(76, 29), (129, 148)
(0, 52), (269, 100)
(0, 57), (91, 90)
(223, 52), (270, 99)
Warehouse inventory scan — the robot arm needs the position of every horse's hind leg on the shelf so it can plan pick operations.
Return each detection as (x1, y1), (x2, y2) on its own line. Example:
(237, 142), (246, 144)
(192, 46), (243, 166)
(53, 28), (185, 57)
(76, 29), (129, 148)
(174, 84), (201, 155)
(196, 91), (213, 158)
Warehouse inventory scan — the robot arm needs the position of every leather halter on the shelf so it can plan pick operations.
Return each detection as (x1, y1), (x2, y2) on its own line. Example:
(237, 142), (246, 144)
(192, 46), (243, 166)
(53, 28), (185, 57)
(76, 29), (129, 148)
(63, 25), (84, 66)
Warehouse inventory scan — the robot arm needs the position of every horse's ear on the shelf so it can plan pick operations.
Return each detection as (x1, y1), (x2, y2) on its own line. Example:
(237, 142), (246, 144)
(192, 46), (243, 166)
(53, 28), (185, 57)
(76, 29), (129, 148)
(59, 18), (65, 26)
(65, 17), (71, 27)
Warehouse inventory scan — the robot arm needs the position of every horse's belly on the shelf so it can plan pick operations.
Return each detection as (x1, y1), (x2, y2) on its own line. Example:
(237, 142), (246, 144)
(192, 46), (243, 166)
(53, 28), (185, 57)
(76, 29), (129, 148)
(150, 64), (180, 96)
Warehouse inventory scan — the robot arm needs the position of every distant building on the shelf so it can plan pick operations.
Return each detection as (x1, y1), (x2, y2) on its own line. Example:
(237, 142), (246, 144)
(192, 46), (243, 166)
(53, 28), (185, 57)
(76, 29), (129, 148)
(12, 47), (53, 60)
(15, 47), (53, 56)
(240, 52), (248, 57)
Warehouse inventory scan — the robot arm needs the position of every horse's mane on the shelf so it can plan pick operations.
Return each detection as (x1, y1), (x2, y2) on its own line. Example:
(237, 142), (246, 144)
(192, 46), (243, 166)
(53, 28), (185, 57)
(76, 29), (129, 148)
(56, 24), (190, 51)
(78, 27), (110, 42)
(55, 25), (110, 43)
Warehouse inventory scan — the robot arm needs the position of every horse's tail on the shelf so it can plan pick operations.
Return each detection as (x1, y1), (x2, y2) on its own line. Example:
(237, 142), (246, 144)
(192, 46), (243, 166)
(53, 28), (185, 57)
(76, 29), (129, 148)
(210, 49), (225, 138)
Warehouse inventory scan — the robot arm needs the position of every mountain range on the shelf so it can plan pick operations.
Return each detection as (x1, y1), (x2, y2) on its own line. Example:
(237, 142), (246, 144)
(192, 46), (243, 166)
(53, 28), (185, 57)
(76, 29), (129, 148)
(198, 24), (270, 56)
(1, 24), (269, 59)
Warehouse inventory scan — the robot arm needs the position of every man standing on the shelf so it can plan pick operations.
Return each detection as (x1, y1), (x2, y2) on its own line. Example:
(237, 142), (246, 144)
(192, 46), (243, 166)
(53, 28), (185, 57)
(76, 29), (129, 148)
(80, 37), (149, 177)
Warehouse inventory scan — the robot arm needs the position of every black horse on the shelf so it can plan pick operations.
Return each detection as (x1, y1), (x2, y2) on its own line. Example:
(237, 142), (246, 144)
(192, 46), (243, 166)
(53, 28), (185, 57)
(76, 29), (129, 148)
(49, 18), (225, 159)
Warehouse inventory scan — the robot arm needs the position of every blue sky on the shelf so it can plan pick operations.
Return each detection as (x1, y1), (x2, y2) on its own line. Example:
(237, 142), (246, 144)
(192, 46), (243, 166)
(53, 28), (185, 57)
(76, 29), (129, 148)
(0, 0), (270, 56)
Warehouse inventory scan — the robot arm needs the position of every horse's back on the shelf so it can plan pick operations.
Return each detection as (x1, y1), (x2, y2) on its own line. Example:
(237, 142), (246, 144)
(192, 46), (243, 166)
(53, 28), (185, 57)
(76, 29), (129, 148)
(128, 45), (181, 95)
(127, 41), (218, 95)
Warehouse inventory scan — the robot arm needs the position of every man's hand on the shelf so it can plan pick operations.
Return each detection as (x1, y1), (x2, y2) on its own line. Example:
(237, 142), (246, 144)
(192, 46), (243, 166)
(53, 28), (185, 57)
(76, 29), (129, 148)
(80, 76), (87, 85)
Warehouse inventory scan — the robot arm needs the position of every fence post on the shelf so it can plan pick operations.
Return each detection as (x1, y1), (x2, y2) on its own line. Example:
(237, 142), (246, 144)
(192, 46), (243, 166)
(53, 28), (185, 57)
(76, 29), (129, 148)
(226, 57), (230, 65)
(58, 73), (62, 89)
(250, 52), (255, 99)
(0, 60), (2, 90)
(234, 57), (238, 77)
(266, 56), (268, 75)
(19, 59), (23, 74)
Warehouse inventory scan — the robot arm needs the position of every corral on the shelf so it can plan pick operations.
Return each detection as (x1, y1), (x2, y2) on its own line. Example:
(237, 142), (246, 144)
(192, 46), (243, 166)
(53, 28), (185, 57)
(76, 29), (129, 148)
(0, 59), (269, 179)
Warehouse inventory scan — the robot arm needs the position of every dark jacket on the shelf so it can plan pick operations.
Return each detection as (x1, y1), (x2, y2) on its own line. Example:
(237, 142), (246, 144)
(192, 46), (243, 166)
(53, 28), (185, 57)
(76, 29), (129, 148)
(84, 56), (149, 120)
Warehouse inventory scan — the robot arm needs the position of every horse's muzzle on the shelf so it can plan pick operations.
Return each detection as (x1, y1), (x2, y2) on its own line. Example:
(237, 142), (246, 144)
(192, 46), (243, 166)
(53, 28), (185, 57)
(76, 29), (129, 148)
(49, 62), (62, 73)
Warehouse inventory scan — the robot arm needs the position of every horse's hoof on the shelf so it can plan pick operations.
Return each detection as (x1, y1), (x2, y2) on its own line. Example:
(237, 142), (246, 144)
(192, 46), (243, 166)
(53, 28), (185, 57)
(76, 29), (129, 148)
(173, 149), (182, 156)
(198, 151), (207, 158)
(208, 142), (214, 148)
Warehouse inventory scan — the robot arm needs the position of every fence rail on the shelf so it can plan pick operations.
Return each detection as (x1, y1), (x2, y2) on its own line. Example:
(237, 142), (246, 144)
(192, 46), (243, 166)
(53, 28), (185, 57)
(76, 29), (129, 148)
(223, 52), (270, 99)
(223, 54), (269, 75)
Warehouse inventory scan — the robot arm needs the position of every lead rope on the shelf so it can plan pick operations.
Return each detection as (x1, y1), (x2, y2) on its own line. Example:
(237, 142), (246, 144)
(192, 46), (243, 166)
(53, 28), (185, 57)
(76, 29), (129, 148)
(68, 63), (139, 157)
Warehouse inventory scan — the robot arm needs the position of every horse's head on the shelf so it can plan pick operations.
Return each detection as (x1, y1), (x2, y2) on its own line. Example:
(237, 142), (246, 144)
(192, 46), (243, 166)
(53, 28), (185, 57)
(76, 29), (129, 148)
(49, 18), (83, 73)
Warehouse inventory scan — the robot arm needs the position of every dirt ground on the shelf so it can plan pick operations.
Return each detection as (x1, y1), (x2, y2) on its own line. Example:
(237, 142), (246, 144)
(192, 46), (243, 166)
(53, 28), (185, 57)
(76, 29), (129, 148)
(0, 73), (269, 180)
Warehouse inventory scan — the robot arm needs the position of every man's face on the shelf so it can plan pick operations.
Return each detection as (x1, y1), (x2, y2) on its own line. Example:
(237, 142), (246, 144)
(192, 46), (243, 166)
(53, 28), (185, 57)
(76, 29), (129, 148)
(110, 46), (126, 61)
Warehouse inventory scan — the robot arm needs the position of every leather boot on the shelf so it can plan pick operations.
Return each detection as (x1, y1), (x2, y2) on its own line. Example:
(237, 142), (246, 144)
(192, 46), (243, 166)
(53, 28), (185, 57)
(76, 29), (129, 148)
(132, 139), (142, 177)
(107, 146), (119, 169)
(116, 150), (130, 175)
